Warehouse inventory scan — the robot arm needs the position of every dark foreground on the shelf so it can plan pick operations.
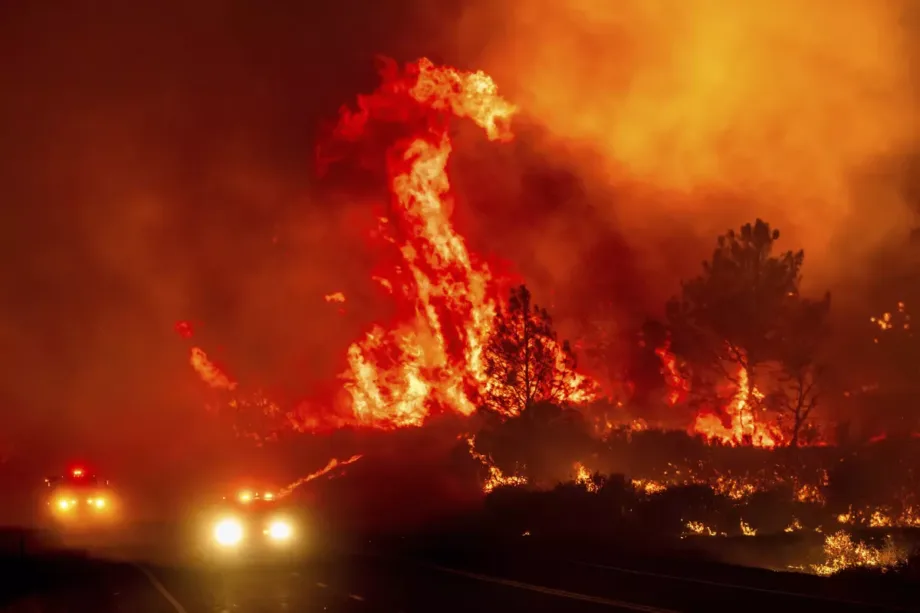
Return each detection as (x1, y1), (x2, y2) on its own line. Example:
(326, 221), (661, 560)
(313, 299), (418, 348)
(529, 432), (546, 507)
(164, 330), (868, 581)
(0, 528), (917, 613)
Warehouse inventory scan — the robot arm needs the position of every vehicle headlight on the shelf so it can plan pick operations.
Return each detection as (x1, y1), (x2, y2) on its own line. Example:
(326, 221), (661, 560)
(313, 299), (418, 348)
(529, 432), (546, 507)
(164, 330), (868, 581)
(267, 520), (292, 541)
(56, 498), (72, 511)
(86, 497), (107, 508)
(214, 518), (244, 546)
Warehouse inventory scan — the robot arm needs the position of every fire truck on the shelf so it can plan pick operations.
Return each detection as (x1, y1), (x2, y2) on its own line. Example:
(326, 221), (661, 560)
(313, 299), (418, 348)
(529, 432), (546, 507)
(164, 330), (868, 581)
(199, 487), (305, 562)
(41, 467), (118, 529)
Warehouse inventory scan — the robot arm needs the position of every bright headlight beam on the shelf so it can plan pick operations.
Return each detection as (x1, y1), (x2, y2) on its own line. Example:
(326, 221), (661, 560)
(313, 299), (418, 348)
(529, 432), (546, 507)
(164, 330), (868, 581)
(268, 521), (292, 540)
(214, 518), (243, 546)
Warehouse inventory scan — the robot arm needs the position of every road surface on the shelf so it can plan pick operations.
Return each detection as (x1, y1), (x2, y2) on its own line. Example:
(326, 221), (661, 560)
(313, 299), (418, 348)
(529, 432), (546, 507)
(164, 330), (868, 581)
(1, 534), (916, 612)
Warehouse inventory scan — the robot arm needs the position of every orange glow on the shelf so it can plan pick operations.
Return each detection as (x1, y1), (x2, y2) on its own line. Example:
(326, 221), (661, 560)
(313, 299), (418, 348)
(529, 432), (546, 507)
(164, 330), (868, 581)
(174, 320), (193, 339)
(692, 363), (781, 448)
(189, 347), (237, 391)
(71, 468), (84, 477)
(870, 300), (911, 343)
(655, 338), (689, 406)
(332, 58), (516, 428)
(327, 58), (595, 428)
(178, 58), (598, 432)
(458, 0), (918, 287)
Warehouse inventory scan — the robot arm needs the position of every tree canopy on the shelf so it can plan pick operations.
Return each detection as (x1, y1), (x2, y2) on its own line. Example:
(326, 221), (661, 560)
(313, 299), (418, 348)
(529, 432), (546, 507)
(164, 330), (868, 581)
(665, 219), (830, 445)
(483, 284), (586, 415)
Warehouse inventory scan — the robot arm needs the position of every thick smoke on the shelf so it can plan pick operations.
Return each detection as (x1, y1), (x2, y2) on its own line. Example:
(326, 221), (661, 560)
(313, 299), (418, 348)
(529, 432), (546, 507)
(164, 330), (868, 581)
(453, 0), (920, 300)
(0, 1), (461, 495)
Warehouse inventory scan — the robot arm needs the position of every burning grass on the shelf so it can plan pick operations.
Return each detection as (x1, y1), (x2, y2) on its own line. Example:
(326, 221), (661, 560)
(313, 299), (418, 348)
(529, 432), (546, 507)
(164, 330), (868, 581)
(465, 427), (920, 576)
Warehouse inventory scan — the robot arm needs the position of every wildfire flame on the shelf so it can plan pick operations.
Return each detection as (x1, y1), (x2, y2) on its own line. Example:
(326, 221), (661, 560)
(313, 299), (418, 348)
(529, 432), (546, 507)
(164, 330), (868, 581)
(189, 347), (237, 392)
(326, 57), (587, 428)
(574, 462), (598, 493)
(178, 58), (597, 432)
(811, 531), (907, 576)
(276, 454), (363, 499)
(466, 435), (526, 493)
(693, 364), (781, 448)
(655, 338), (690, 406)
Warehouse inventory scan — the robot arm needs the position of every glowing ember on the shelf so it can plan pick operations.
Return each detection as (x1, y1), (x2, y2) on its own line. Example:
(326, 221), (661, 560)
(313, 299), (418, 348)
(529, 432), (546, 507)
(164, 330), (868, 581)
(870, 300), (911, 343)
(784, 517), (804, 532)
(189, 347), (237, 392)
(324, 292), (346, 303)
(632, 478), (668, 496)
(683, 521), (724, 537)
(175, 320), (194, 339)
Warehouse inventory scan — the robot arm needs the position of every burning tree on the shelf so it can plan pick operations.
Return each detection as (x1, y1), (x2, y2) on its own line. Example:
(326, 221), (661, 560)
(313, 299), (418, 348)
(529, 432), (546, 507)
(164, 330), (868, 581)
(666, 219), (830, 446)
(483, 285), (589, 415)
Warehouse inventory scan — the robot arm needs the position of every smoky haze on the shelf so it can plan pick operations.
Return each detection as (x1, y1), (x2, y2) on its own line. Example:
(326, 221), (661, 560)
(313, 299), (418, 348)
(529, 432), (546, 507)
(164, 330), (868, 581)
(453, 0), (920, 299)
(0, 1), (462, 501)
(1, 0), (918, 517)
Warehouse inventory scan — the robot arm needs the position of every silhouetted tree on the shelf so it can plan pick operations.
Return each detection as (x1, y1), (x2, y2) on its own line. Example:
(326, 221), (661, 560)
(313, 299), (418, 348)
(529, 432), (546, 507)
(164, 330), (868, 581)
(775, 295), (830, 446)
(666, 220), (830, 443)
(483, 285), (587, 414)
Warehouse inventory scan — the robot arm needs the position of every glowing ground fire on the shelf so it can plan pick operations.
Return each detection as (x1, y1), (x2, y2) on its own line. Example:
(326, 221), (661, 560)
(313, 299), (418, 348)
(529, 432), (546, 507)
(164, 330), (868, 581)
(656, 340), (782, 448)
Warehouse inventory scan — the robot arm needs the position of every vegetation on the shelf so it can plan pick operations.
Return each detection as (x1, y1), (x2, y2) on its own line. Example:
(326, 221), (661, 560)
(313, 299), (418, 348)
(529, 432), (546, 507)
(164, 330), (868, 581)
(482, 284), (585, 414)
(664, 219), (831, 446)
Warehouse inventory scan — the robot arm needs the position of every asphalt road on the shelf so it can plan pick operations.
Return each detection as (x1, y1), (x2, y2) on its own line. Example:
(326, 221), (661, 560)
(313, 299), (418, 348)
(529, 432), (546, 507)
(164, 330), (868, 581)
(1, 535), (917, 613)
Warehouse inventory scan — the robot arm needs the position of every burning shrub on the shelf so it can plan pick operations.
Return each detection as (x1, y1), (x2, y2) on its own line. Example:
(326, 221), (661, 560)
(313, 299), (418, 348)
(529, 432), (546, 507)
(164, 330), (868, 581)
(812, 530), (909, 576)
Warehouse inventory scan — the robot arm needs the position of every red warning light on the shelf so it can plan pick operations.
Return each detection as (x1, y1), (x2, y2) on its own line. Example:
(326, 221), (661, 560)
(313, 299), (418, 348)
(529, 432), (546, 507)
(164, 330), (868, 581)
(71, 468), (84, 477)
